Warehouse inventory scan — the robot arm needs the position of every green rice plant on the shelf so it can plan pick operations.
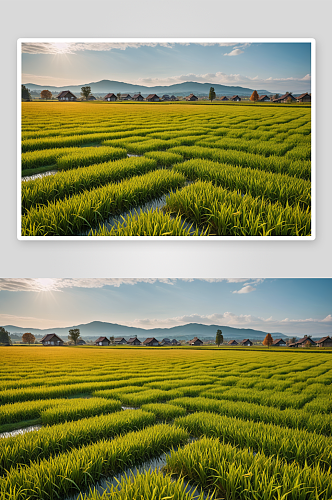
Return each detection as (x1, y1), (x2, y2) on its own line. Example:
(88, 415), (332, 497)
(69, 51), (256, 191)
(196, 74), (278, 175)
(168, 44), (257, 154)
(119, 139), (172, 154)
(93, 386), (148, 399)
(173, 158), (311, 208)
(90, 209), (204, 236)
(21, 157), (158, 212)
(285, 143), (312, 160)
(141, 403), (187, 421)
(144, 150), (184, 166)
(165, 181), (311, 236)
(79, 469), (209, 500)
(169, 145), (311, 180)
(195, 137), (295, 157)
(114, 389), (186, 407)
(0, 424), (189, 500)
(22, 147), (83, 170)
(171, 397), (331, 435)
(0, 398), (67, 425)
(40, 397), (121, 425)
(173, 411), (332, 470)
(56, 146), (127, 170)
(21, 170), (186, 236)
(22, 132), (127, 152)
(0, 410), (155, 474)
(303, 394), (332, 414)
(164, 437), (332, 500)
(203, 386), (313, 409)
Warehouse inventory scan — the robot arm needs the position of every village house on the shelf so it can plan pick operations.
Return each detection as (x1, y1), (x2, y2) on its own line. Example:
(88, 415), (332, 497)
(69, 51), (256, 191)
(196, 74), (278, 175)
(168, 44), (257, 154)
(162, 95), (171, 101)
(228, 340), (238, 346)
(230, 95), (241, 101)
(294, 335), (316, 348)
(186, 94), (198, 101)
(315, 336), (332, 348)
(127, 336), (142, 345)
(104, 93), (117, 101)
(171, 339), (180, 345)
(257, 95), (271, 102)
(132, 94), (144, 101)
(114, 337), (128, 345)
(160, 338), (172, 346)
(56, 90), (77, 101)
(296, 93), (311, 103)
(189, 337), (203, 346)
(41, 333), (64, 346)
(146, 94), (161, 102)
(120, 94), (132, 100)
(170, 95), (178, 101)
(87, 95), (96, 100)
(143, 337), (160, 346)
(76, 338), (86, 345)
(240, 339), (253, 346)
(94, 336), (110, 346)
(272, 338), (286, 346)
(273, 92), (296, 103)
(220, 96), (229, 101)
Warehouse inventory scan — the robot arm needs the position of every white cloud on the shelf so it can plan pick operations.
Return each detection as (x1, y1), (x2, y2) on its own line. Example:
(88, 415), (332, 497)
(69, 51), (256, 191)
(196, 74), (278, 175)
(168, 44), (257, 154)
(233, 285), (256, 294)
(224, 48), (244, 57)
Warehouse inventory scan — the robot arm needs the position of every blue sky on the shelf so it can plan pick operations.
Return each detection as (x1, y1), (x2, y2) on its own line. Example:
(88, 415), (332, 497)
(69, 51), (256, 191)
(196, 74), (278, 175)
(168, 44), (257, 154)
(0, 279), (330, 334)
(21, 41), (312, 93)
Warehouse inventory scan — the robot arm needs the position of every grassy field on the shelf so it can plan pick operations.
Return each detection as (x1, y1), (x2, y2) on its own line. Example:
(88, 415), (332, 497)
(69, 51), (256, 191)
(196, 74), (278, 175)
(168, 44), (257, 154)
(20, 102), (312, 237)
(0, 346), (330, 499)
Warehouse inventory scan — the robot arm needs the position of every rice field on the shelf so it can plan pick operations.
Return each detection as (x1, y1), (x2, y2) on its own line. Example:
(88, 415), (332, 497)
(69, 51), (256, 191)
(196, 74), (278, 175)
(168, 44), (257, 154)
(20, 102), (312, 237)
(0, 346), (331, 499)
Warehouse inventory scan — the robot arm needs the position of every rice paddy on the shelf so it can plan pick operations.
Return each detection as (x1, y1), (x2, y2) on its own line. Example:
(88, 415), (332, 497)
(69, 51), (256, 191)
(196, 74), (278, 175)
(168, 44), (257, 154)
(0, 346), (330, 499)
(20, 102), (312, 237)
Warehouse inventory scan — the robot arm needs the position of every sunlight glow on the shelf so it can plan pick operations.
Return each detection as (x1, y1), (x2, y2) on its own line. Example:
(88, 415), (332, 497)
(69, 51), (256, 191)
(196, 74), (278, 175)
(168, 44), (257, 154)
(34, 278), (57, 291)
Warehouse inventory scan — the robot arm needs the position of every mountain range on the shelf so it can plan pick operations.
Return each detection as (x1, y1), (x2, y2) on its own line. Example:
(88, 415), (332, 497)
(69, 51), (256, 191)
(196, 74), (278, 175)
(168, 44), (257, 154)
(4, 320), (300, 341)
(23, 79), (272, 97)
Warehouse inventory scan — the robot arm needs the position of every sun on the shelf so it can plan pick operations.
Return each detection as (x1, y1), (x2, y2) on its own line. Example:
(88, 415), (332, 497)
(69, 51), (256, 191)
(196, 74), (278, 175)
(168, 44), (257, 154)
(52, 43), (71, 54)
(34, 278), (57, 292)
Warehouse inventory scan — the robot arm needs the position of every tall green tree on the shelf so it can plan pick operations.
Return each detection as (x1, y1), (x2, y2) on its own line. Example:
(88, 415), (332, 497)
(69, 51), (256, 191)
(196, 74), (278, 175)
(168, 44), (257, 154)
(22, 85), (31, 101)
(117, 93), (121, 100)
(209, 87), (216, 102)
(216, 329), (223, 347)
(68, 328), (81, 345)
(0, 327), (11, 344)
(81, 86), (92, 100)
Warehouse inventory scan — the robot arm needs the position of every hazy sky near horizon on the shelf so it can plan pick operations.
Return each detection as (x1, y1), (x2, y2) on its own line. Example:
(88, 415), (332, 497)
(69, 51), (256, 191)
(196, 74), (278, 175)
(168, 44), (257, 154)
(0, 278), (330, 335)
(21, 41), (312, 93)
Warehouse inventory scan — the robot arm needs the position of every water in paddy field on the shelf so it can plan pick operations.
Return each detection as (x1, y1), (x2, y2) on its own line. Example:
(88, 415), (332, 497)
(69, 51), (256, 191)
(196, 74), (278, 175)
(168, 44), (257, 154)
(22, 170), (58, 182)
(0, 425), (42, 439)
(68, 446), (213, 500)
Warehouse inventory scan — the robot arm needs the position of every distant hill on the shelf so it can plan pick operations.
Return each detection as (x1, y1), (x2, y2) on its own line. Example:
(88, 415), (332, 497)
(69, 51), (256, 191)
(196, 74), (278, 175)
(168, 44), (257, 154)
(2, 320), (308, 341)
(23, 79), (272, 97)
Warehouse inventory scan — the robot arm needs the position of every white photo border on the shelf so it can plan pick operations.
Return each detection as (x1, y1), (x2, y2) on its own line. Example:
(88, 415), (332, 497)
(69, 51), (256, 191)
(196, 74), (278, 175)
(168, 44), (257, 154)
(17, 37), (316, 241)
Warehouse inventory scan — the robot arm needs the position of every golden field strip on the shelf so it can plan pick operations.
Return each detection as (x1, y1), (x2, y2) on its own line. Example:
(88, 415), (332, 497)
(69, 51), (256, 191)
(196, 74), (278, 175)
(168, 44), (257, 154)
(20, 102), (312, 237)
(0, 346), (331, 499)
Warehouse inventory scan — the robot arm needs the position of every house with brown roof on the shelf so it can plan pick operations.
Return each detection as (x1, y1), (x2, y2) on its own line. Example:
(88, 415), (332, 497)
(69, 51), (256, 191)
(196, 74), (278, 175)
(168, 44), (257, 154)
(94, 336), (110, 346)
(77, 338), (86, 345)
(143, 337), (160, 346)
(132, 94), (144, 101)
(230, 95), (241, 101)
(127, 337), (142, 345)
(41, 333), (64, 346)
(146, 94), (161, 102)
(57, 90), (77, 101)
(170, 95), (178, 101)
(273, 92), (296, 103)
(171, 339), (180, 345)
(220, 96), (229, 101)
(88, 95), (96, 100)
(228, 340), (238, 346)
(315, 336), (332, 348)
(240, 339), (253, 346)
(295, 335), (316, 347)
(161, 95), (171, 101)
(160, 338), (172, 346)
(272, 338), (286, 346)
(296, 93), (311, 103)
(186, 94), (198, 101)
(189, 337), (203, 346)
(120, 94), (132, 100)
(104, 93), (117, 101)
(258, 95), (270, 102)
